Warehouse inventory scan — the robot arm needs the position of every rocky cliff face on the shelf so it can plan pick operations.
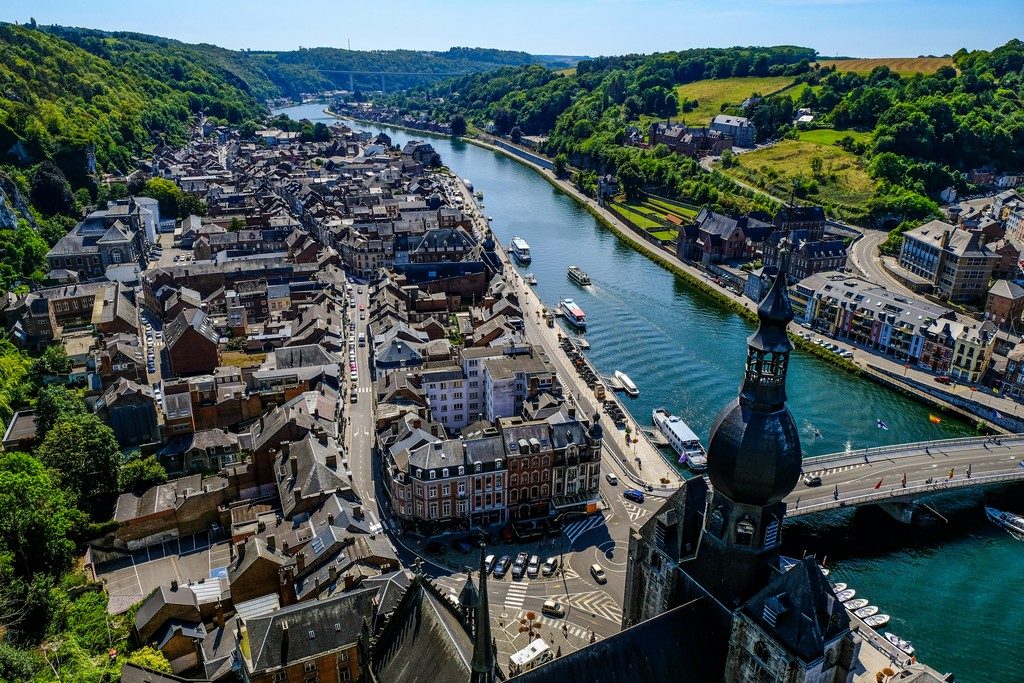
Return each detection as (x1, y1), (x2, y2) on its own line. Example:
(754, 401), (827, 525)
(0, 173), (34, 230)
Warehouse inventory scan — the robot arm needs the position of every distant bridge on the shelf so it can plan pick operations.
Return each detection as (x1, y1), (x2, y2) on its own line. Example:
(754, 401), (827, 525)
(786, 435), (1024, 520)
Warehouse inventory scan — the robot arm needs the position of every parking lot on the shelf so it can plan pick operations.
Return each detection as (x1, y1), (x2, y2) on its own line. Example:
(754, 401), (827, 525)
(95, 532), (232, 614)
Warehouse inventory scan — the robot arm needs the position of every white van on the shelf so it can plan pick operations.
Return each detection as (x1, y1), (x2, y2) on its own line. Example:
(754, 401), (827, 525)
(509, 638), (553, 672)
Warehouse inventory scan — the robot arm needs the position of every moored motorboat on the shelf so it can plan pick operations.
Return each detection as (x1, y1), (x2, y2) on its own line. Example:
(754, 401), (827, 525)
(819, 567), (830, 577)
(843, 598), (868, 611)
(614, 370), (638, 398)
(854, 605), (879, 618)
(525, 273), (538, 286)
(558, 298), (587, 329)
(652, 408), (706, 470)
(864, 614), (890, 628)
(834, 588), (856, 602)
(884, 632), (915, 656)
(830, 583), (847, 593)
(577, 336), (590, 349)
(510, 236), (532, 263)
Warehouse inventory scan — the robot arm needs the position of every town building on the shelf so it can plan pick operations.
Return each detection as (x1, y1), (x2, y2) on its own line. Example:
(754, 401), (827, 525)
(648, 121), (733, 158)
(896, 220), (997, 303)
(165, 308), (221, 377)
(710, 114), (757, 147)
(986, 279), (1024, 330)
(46, 197), (159, 279)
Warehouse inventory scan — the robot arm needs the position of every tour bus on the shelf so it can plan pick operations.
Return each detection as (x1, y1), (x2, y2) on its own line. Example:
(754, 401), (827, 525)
(510, 638), (553, 672)
(357, 333), (366, 347)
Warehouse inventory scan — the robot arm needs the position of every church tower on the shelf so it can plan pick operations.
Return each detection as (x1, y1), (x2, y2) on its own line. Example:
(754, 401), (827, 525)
(693, 245), (802, 607)
(469, 545), (497, 683)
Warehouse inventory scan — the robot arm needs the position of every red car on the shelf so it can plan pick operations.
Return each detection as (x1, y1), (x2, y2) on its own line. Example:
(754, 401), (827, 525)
(934, 376), (951, 385)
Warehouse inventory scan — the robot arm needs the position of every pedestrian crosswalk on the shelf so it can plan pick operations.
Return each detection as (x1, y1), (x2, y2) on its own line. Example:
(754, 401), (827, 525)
(565, 590), (623, 624)
(514, 611), (595, 641)
(504, 582), (529, 609)
(621, 500), (650, 523)
(563, 515), (605, 544)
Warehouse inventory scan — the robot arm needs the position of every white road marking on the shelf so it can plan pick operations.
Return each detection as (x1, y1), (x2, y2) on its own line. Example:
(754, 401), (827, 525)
(563, 515), (605, 543)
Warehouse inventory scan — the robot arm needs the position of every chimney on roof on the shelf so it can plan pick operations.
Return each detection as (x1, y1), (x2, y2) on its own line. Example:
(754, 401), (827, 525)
(289, 455), (298, 477)
(568, 406), (576, 418)
(215, 602), (225, 630)
(267, 534), (276, 551)
(344, 574), (355, 590)
(170, 579), (179, 591)
(257, 520), (266, 533)
(329, 565), (338, 583)
(296, 553), (305, 572)
(353, 505), (363, 519)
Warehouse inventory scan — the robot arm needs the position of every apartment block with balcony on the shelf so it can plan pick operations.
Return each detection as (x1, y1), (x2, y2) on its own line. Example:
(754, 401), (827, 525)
(897, 220), (998, 303)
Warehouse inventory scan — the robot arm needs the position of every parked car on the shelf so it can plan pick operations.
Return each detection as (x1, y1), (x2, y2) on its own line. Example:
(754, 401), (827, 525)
(605, 472), (618, 485)
(803, 474), (822, 487)
(527, 555), (540, 578)
(541, 599), (566, 618)
(934, 376), (951, 385)
(493, 555), (512, 578)
(484, 554), (495, 574)
(623, 488), (645, 503)
(451, 540), (473, 554)
(511, 552), (529, 580)
(590, 563), (607, 584)
(542, 557), (558, 577)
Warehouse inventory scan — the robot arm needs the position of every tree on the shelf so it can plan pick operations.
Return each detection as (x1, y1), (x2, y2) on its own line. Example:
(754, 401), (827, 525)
(34, 386), (86, 439)
(30, 162), (75, 217)
(810, 156), (824, 179)
(34, 344), (72, 377)
(36, 413), (121, 516)
(228, 217), (246, 232)
(449, 114), (467, 137)
(510, 126), (523, 144)
(118, 456), (167, 493)
(142, 178), (181, 218)
(175, 193), (207, 219)
(125, 647), (172, 674)
(553, 153), (569, 178)
(0, 452), (76, 578)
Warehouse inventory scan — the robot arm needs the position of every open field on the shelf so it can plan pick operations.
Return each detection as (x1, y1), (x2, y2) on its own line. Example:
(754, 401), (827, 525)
(722, 139), (874, 213)
(608, 196), (695, 239)
(815, 57), (954, 76)
(675, 76), (797, 124)
(797, 128), (873, 145)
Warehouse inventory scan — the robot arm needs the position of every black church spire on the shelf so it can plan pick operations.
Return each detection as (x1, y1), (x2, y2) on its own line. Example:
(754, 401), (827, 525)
(470, 545), (496, 683)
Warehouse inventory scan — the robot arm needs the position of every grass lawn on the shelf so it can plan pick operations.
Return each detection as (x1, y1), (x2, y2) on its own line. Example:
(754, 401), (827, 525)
(675, 76), (797, 124)
(610, 196), (699, 231)
(797, 128), (873, 145)
(724, 139), (874, 212)
(815, 57), (954, 76)
(221, 350), (267, 368)
(649, 229), (679, 242)
(643, 197), (698, 221)
(608, 200), (665, 229)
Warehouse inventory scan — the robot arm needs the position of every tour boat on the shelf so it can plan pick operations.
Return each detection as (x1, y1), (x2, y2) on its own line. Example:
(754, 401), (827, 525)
(510, 237), (532, 263)
(884, 632), (915, 656)
(984, 506), (1024, 538)
(864, 614), (890, 628)
(834, 589), (856, 602)
(614, 370), (638, 398)
(558, 298), (587, 329)
(463, 178), (474, 192)
(843, 598), (868, 611)
(830, 583), (847, 593)
(653, 408), (707, 470)
(854, 605), (879, 619)
(566, 265), (592, 286)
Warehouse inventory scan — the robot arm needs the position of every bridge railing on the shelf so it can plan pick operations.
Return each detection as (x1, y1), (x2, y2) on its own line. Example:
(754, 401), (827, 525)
(788, 469), (1024, 515)
(802, 434), (1024, 470)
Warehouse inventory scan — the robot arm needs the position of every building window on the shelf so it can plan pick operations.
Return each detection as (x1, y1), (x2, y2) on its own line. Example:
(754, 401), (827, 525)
(305, 661), (317, 672)
(274, 673), (286, 683)
(458, 466), (465, 476)
(442, 468), (449, 478)
(429, 470), (436, 480)
(442, 483), (450, 496)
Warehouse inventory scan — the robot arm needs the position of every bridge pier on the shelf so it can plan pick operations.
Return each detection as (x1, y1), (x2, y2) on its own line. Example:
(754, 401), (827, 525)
(878, 501), (917, 524)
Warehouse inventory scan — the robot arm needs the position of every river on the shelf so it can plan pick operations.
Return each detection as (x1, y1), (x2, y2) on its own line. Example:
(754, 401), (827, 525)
(276, 103), (1024, 681)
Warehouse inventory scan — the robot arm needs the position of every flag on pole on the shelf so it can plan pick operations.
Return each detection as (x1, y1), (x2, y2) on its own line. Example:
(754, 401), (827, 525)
(929, 414), (942, 424)
(874, 478), (884, 489)
(947, 467), (955, 479)
(876, 419), (889, 430)
(901, 472), (907, 488)
(995, 410), (1004, 419)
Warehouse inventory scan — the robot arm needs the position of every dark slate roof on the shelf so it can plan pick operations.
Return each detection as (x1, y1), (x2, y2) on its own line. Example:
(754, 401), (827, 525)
(165, 308), (218, 349)
(374, 581), (473, 683)
(694, 208), (742, 239)
(741, 556), (850, 663)
(511, 597), (726, 682)
(244, 588), (378, 673)
(120, 663), (205, 683)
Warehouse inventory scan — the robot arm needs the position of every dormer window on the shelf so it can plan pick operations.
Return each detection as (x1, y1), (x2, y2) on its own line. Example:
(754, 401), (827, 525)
(442, 468), (449, 478)
(429, 470), (436, 480)
(458, 466), (465, 476)
(495, 459), (502, 469)
(735, 517), (755, 546)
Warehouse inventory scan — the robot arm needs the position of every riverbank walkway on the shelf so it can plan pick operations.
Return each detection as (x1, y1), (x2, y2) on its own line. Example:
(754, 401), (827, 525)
(452, 177), (683, 491)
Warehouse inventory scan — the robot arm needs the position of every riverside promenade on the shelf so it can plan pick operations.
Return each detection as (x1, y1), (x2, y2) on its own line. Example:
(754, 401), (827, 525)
(453, 176), (683, 491)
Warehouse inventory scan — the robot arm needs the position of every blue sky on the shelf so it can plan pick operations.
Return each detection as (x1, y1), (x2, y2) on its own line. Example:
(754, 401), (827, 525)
(3, 1), (1020, 58)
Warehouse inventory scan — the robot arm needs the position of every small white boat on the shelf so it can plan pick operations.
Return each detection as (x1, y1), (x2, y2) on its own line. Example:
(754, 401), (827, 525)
(854, 605), (879, 618)
(820, 567), (830, 577)
(985, 506), (1024, 538)
(843, 598), (868, 611)
(463, 178), (474, 192)
(577, 336), (590, 349)
(864, 614), (890, 628)
(566, 265), (592, 286)
(835, 588), (856, 602)
(524, 273), (538, 286)
(884, 632), (915, 656)
(830, 582), (847, 593)
(615, 371), (638, 398)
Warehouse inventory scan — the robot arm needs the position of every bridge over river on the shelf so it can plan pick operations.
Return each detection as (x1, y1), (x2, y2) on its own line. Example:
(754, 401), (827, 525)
(785, 435), (1024, 520)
